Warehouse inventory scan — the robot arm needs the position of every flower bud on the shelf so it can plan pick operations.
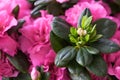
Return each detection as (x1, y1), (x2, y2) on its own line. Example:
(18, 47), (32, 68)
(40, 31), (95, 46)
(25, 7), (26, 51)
(77, 28), (87, 36)
(31, 67), (40, 80)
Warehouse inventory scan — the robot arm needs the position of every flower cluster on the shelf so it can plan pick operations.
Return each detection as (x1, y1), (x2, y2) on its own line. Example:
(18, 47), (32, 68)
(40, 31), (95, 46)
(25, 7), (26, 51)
(0, 0), (120, 80)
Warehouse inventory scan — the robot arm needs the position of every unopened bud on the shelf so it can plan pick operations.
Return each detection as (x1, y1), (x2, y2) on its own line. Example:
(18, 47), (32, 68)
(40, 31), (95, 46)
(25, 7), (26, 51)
(77, 28), (87, 36)
(31, 67), (40, 80)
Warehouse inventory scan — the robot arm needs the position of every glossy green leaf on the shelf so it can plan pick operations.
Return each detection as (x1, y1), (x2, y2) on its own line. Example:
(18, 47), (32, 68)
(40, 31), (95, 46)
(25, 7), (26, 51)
(31, 4), (46, 17)
(91, 38), (120, 53)
(68, 61), (91, 80)
(85, 46), (99, 54)
(7, 51), (30, 73)
(86, 55), (107, 76)
(55, 46), (77, 67)
(34, 0), (51, 6)
(51, 17), (71, 40)
(12, 5), (19, 19)
(37, 67), (50, 80)
(76, 47), (93, 66)
(13, 73), (31, 80)
(93, 18), (117, 38)
(77, 8), (91, 27)
(50, 31), (68, 52)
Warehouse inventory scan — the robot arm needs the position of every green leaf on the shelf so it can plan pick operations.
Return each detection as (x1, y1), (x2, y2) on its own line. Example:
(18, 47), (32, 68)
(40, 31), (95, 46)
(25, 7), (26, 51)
(31, 4), (45, 18)
(85, 46), (99, 54)
(76, 47), (93, 66)
(91, 38), (120, 53)
(13, 73), (31, 80)
(51, 17), (71, 40)
(90, 34), (102, 42)
(2, 78), (11, 80)
(50, 31), (68, 52)
(12, 5), (19, 19)
(68, 61), (91, 80)
(86, 55), (107, 76)
(77, 8), (91, 27)
(55, 46), (77, 67)
(85, 34), (90, 42)
(47, 2), (63, 16)
(7, 51), (30, 73)
(81, 16), (92, 29)
(37, 67), (50, 80)
(69, 35), (77, 43)
(34, 0), (51, 6)
(93, 18), (117, 38)
(70, 27), (77, 36)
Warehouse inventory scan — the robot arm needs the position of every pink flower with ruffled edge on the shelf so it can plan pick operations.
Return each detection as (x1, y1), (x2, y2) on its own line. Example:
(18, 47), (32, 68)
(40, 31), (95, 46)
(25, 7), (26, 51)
(43, 65), (70, 80)
(0, 52), (18, 78)
(65, 2), (108, 27)
(19, 10), (54, 66)
(0, 0), (31, 19)
(0, 35), (18, 56)
(0, 10), (17, 36)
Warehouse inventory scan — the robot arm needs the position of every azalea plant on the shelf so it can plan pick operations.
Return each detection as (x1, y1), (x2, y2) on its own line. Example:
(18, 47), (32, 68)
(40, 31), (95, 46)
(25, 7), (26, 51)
(0, 0), (120, 80)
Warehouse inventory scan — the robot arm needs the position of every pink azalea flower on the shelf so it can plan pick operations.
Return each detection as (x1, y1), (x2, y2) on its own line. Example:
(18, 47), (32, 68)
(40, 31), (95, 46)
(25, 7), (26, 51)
(19, 10), (54, 66)
(0, 35), (18, 56)
(56, 0), (69, 3)
(65, 2), (108, 27)
(44, 65), (70, 80)
(0, 52), (18, 78)
(0, 0), (31, 19)
(0, 10), (17, 36)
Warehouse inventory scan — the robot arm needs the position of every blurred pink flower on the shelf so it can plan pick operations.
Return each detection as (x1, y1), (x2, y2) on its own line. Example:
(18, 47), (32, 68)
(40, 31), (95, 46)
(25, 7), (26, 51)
(65, 2), (108, 27)
(56, 0), (69, 3)
(0, 52), (18, 78)
(0, 35), (18, 56)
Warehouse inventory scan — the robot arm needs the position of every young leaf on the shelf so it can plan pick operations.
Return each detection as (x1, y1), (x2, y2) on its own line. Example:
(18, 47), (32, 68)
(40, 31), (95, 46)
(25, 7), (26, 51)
(90, 34), (102, 42)
(86, 55), (107, 76)
(12, 5), (19, 19)
(76, 47), (93, 66)
(93, 18), (117, 38)
(68, 61), (91, 80)
(77, 8), (91, 27)
(70, 27), (77, 36)
(55, 46), (77, 67)
(85, 46), (99, 54)
(51, 17), (71, 40)
(7, 50), (30, 73)
(50, 31), (68, 52)
(69, 35), (77, 43)
(85, 34), (90, 42)
(91, 38), (120, 53)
